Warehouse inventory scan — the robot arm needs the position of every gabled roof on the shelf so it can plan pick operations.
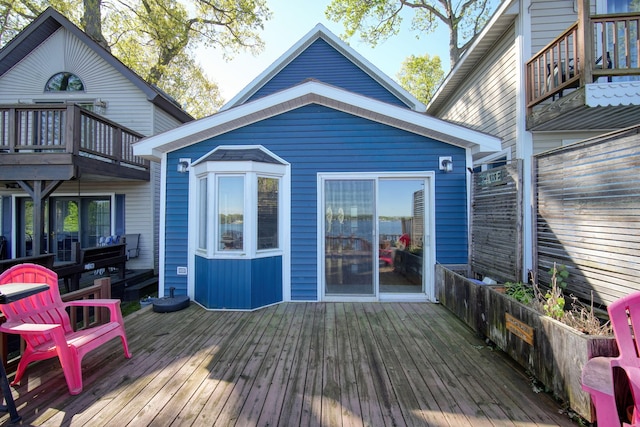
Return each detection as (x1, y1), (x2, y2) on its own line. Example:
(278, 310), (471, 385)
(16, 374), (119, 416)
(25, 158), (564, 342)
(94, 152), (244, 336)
(133, 80), (501, 160)
(427, 0), (519, 115)
(0, 7), (193, 123)
(221, 23), (426, 113)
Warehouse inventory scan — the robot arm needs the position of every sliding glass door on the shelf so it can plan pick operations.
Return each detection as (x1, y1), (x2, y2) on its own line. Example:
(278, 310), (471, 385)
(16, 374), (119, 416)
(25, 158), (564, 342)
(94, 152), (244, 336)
(324, 179), (375, 296)
(323, 175), (429, 299)
(378, 179), (425, 294)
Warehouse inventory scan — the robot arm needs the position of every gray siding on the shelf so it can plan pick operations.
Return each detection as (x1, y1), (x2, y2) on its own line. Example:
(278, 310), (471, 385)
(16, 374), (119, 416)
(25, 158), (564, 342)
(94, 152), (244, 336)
(0, 27), (153, 136)
(437, 26), (517, 158)
(530, 0), (578, 56)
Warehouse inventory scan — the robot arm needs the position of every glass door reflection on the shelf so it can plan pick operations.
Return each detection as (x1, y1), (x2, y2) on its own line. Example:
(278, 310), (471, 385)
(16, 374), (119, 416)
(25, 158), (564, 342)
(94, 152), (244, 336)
(324, 180), (375, 296)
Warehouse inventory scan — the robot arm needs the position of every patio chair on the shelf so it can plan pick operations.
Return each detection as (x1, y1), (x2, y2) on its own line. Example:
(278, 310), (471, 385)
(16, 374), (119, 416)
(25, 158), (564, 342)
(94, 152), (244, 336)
(0, 263), (132, 395)
(124, 233), (140, 260)
(582, 291), (640, 427)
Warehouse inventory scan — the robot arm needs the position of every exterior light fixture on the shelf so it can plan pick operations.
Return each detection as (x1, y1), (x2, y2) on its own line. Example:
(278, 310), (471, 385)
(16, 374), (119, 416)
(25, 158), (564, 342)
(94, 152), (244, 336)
(177, 158), (190, 173)
(439, 156), (453, 173)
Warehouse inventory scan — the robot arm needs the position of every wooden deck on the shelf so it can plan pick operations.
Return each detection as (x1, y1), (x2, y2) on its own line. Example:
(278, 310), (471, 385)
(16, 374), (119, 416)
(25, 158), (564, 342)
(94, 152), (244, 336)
(0, 302), (577, 426)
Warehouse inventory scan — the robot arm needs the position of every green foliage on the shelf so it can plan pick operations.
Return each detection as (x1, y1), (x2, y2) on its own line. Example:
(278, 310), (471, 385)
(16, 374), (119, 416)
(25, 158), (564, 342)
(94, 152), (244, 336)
(504, 281), (534, 305)
(325, 0), (498, 66)
(0, 0), (272, 118)
(548, 264), (569, 290)
(506, 263), (611, 335)
(396, 53), (444, 104)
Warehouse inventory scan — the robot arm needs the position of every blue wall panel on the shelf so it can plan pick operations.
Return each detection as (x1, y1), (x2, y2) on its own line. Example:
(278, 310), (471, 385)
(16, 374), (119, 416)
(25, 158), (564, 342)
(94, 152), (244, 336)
(248, 39), (408, 108)
(194, 255), (282, 309)
(166, 105), (467, 302)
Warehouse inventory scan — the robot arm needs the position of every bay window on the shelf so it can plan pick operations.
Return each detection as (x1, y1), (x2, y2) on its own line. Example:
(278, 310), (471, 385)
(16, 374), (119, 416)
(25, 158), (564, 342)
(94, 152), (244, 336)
(192, 147), (286, 258)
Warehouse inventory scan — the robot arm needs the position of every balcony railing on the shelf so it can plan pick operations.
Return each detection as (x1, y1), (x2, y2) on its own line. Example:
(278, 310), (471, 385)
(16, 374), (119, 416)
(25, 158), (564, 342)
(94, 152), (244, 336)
(526, 12), (640, 110)
(0, 104), (149, 171)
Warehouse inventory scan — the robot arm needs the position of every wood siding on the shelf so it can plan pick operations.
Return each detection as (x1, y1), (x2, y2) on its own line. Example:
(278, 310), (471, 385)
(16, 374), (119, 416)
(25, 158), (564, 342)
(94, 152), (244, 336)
(0, 28), (153, 137)
(535, 126), (640, 306)
(471, 161), (523, 283)
(436, 27), (518, 159)
(165, 105), (467, 301)
(248, 39), (408, 108)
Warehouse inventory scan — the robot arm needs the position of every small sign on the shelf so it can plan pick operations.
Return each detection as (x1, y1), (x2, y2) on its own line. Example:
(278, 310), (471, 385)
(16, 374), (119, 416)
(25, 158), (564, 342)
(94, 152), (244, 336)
(479, 169), (505, 186)
(84, 263), (95, 270)
(506, 313), (534, 345)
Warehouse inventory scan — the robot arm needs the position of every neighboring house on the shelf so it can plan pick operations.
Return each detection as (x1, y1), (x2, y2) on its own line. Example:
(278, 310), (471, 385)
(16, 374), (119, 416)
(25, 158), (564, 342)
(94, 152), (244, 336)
(427, 0), (640, 287)
(0, 8), (193, 272)
(134, 24), (500, 310)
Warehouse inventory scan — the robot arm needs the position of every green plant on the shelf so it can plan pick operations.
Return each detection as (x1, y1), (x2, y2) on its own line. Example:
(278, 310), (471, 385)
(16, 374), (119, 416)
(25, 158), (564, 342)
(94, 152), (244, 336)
(505, 281), (534, 304)
(539, 263), (566, 320)
(548, 264), (569, 290)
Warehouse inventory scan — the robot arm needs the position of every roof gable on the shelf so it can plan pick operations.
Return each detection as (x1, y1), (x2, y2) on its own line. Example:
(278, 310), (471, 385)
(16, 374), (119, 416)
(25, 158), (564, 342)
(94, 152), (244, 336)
(0, 7), (192, 123)
(134, 80), (500, 160)
(222, 24), (425, 112)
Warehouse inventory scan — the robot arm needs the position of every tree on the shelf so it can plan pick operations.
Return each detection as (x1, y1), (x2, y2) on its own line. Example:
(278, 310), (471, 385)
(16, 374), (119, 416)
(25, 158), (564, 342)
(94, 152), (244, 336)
(397, 53), (444, 105)
(0, 0), (271, 117)
(325, 0), (496, 68)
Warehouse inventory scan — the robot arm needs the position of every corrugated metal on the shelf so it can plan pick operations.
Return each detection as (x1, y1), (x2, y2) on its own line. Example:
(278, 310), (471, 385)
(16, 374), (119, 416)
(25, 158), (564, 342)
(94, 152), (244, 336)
(194, 256), (282, 309)
(166, 105), (467, 301)
(247, 39), (407, 108)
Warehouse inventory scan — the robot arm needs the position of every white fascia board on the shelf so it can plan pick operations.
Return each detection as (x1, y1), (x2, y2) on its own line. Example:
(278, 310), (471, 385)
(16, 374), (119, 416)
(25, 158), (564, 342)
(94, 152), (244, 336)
(133, 80), (501, 159)
(429, 0), (519, 108)
(221, 23), (425, 113)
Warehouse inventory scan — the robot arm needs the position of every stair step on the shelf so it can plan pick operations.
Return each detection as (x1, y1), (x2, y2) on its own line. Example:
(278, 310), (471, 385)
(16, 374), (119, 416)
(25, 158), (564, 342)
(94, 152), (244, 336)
(123, 277), (158, 302)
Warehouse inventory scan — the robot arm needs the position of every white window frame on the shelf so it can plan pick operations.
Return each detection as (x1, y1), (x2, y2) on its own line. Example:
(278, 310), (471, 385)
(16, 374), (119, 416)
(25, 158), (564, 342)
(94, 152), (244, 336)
(317, 171), (436, 302)
(192, 151), (287, 260)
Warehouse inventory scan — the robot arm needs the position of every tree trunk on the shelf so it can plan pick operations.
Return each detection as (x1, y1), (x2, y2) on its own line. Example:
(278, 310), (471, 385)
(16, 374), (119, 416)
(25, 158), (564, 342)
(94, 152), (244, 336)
(83, 0), (110, 51)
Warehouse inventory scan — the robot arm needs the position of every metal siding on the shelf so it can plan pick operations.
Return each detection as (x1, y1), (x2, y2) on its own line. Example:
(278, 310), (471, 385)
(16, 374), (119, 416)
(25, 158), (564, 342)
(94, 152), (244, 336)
(195, 257), (268, 309)
(248, 39), (407, 108)
(166, 105), (467, 301)
(251, 256), (283, 308)
(164, 160), (190, 296)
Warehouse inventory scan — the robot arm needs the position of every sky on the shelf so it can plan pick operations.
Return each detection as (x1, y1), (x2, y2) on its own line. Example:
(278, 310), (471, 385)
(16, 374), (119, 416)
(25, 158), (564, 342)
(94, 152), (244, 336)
(195, 0), (452, 103)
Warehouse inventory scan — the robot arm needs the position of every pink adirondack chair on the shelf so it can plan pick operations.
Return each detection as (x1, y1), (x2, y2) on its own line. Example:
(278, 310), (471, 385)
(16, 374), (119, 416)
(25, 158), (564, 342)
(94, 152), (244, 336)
(0, 263), (132, 395)
(582, 292), (640, 427)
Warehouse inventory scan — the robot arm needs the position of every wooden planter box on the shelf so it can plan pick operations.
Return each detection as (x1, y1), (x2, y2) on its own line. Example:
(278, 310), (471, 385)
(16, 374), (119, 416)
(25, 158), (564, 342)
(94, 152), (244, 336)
(436, 265), (618, 422)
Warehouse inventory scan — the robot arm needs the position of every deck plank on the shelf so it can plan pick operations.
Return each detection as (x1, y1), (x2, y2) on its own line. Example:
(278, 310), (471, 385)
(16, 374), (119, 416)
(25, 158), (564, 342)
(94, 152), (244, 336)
(0, 302), (578, 427)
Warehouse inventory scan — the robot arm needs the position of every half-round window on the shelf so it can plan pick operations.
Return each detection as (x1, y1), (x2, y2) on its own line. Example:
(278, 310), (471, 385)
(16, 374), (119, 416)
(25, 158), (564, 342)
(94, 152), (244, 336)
(45, 72), (84, 92)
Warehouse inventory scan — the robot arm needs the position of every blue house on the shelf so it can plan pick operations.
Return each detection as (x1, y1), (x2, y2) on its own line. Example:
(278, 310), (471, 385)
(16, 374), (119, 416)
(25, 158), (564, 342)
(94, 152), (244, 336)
(133, 24), (500, 310)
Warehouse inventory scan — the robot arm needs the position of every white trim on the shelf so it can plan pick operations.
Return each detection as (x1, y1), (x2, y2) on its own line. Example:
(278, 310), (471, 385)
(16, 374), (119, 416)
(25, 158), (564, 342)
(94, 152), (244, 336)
(133, 81), (501, 160)
(317, 171), (436, 302)
(160, 152), (169, 298)
(220, 23), (425, 113)
(517, 1), (534, 283)
(186, 145), (291, 302)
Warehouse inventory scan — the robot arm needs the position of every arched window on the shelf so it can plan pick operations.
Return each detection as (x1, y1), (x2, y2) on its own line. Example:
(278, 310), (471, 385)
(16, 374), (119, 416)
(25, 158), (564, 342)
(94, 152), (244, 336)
(45, 72), (84, 92)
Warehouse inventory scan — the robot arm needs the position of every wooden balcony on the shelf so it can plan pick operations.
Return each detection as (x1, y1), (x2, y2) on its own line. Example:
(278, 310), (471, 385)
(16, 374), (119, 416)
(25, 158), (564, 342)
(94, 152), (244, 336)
(0, 302), (575, 426)
(0, 104), (150, 182)
(526, 11), (640, 131)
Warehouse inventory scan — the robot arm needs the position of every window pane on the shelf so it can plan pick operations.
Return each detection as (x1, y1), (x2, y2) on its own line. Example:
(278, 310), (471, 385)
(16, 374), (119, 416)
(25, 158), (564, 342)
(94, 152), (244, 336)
(218, 176), (244, 250)
(258, 177), (279, 250)
(45, 72), (85, 91)
(81, 198), (110, 247)
(198, 177), (207, 250)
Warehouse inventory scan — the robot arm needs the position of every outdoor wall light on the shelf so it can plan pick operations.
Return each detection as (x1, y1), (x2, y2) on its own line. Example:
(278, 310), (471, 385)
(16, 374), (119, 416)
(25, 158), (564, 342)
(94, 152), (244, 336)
(177, 158), (190, 173)
(439, 156), (453, 173)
